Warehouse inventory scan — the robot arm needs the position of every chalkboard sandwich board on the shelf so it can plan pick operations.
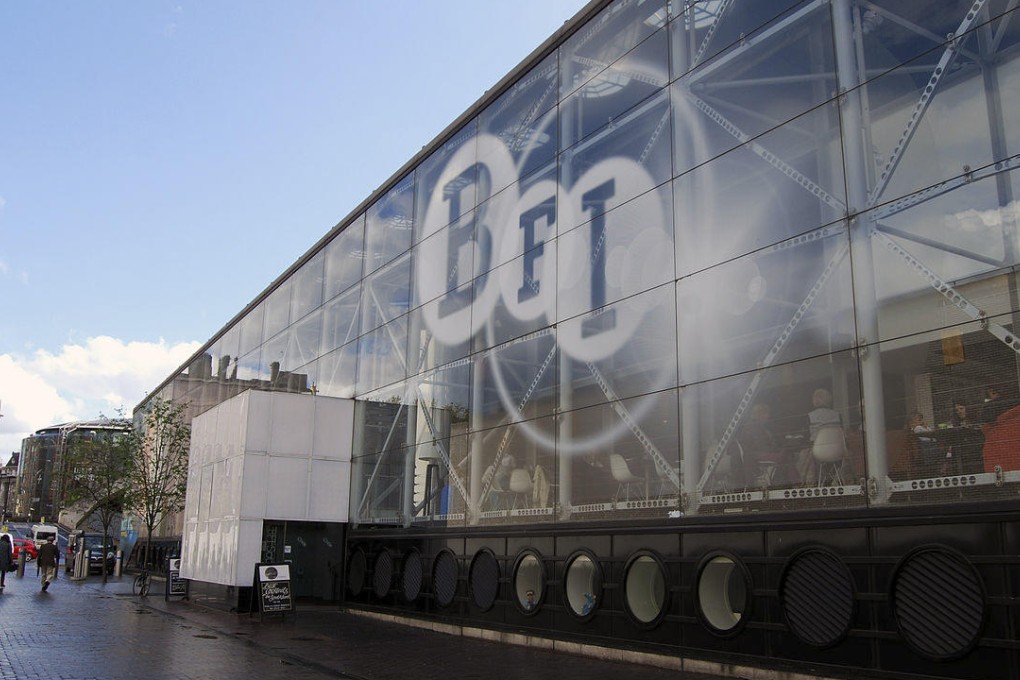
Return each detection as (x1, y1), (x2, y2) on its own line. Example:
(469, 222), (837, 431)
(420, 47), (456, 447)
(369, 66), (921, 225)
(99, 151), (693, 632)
(166, 558), (188, 600)
(253, 563), (294, 619)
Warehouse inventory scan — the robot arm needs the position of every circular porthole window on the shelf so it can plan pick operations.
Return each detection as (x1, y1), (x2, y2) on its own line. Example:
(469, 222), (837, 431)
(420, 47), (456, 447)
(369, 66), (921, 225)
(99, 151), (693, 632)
(402, 549), (424, 603)
(564, 551), (602, 619)
(625, 553), (668, 626)
(780, 548), (854, 648)
(433, 550), (459, 608)
(513, 551), (545, 614)
(373, 551), (393, 599)
(469, 549), (500, 611)
(892, 546), (985, 660)
(696, 553), (750, 635)
(347, 548), (367, 596)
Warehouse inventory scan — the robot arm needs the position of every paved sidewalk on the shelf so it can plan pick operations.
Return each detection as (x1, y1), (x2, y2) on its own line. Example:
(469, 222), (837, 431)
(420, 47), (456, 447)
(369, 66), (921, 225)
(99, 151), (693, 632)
(102, 575), (734, 680)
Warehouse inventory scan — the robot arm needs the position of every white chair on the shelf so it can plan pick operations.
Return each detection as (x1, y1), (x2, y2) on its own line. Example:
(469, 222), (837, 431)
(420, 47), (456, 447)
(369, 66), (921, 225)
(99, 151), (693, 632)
(812, 425), (847, 487)
(508, 468), (533, 510)
(609, 453), (643, 501)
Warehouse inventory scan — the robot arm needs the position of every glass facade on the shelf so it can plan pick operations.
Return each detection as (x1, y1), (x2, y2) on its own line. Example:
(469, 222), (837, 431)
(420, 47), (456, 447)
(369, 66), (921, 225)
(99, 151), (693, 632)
(150, 1), (1020, 531)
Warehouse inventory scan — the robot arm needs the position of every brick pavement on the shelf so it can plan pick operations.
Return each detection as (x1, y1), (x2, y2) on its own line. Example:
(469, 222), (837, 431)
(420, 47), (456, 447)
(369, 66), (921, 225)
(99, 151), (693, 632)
(0, 569), (741, 680)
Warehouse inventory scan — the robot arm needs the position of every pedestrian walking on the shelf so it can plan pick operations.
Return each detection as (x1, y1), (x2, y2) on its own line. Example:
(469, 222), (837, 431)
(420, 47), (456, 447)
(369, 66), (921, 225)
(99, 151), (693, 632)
(0, 534), (12, 589)
(37, 536), (58, 592)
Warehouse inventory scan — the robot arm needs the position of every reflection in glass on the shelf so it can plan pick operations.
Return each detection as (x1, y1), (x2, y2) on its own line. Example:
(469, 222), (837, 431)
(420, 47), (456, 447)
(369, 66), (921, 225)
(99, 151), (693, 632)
(237, 305), (264, 357)
(324, 217), (366, 301)
(678, 225), (855, 385)
(356, 318), (409, 395)
(625, 555), (667, 624)
(291, 252), (324, 323)
(479, 52), (558, 190)
(698, 555), (747, 632)
(263, 280), (292, 341)
(365, 174), (415, 277)
(565, 554), (600, 617)
(560, 0), (666, 98)
(559, 29), (669, 151)
(687, 352), (863, 502)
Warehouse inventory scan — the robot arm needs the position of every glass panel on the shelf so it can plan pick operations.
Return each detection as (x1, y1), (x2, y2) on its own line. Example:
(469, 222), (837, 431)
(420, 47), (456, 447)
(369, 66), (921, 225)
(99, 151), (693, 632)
(287, 309), (321, 374)
(559, 89), (673, 232)
(324, 216), (365, 301)
(351, 396), (411, 524)
(860, 27), (1000, 209)
(215, 325), (240, 380)
(237, 304), (264, 357)
(479, 52), (559, 189)
(678, 225), (855, 385)
(477, 329), (558, 431)
(881, 315), (1020, 507)
(259, 330), (288, 385)
(361, 253), (412, 336)
(685, 351), (864, 513)
(673, 3), (837, 177)
(405, 285), (475, 376)
(557, 185), (674, 321)
(365, 173), (415, 277)
(473, 416), (557, 525)
(474, 226), (558, 354)
(997, 34), (1020, 159)
(409, 434), (469, 528)
(356, 317), (409, 395)
(671, 0), (816, 78)
(855, 2), (1004, 88)
(263, 280), (292, 341)
(560, 0), (666, 98)
(291, 252), (324, 322)
(316, 342), (359, 399)
(414, 121), (479, 245)
(321, 283), (362, 356)
(561, 283), (678, 410)
(236, 347), (261, 383)
(559, 29), (669, 151)
(565, 390), (680, 515)
(673, 103), (845, 270)
(866, 169), (1020, 343)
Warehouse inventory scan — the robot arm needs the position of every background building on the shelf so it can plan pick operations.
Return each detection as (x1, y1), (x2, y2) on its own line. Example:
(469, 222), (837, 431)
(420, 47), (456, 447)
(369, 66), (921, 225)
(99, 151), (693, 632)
(17, 419), (130, 524)
(143, 1), (1020, 678)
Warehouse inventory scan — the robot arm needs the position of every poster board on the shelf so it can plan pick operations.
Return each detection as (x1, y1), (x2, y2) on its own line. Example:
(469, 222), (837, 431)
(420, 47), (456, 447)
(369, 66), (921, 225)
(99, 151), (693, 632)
(165, 558), (188, 600)
(253, 563), (294, 619)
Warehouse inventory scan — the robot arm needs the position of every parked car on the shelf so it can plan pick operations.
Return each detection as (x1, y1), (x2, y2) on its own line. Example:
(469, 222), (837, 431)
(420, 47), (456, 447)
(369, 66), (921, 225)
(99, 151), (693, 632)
(12, 538), (37, 562)
(66, 533), (114, 574)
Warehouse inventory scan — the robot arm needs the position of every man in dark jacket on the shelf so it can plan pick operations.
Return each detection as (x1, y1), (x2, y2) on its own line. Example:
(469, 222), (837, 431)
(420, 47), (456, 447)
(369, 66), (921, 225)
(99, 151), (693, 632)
(37, 536), (58, 592)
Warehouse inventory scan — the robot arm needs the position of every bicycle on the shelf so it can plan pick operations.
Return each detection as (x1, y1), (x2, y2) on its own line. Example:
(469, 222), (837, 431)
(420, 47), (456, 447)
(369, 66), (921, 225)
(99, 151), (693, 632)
(132, 569), (151, 597)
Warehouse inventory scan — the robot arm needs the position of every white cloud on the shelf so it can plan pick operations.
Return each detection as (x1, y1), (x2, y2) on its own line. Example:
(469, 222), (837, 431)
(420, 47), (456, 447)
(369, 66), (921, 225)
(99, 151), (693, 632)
(0, 336), (200, 455)
(0, 260), (8, 276)
(0, 196), (6, 210)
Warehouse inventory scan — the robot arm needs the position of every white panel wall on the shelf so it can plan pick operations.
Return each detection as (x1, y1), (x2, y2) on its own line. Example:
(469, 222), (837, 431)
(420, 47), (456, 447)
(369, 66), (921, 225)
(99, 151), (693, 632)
(181, 390), (353, 586)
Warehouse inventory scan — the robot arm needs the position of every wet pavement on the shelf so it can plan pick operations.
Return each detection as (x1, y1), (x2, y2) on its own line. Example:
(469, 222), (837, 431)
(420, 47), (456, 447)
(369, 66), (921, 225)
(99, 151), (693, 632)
(0, 569), (738, 680)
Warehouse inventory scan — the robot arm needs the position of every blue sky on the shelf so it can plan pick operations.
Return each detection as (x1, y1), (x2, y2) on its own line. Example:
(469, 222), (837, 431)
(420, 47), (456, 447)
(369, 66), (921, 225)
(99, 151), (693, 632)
(0, 1), (588, 453)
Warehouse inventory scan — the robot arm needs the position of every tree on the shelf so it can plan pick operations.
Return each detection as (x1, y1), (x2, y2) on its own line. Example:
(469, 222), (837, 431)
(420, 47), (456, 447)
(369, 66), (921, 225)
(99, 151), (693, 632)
(62, 422), (133, 585)
(125, 397), (190, 571)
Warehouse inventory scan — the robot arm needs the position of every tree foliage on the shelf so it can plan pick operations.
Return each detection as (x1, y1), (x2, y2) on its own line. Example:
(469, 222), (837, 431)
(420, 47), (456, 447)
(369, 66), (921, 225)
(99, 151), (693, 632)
(125, 397), (190, 568)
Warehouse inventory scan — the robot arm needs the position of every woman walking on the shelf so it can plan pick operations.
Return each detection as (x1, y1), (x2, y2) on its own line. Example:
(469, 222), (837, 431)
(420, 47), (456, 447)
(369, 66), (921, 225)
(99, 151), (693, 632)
(0, 534), (13, 589)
